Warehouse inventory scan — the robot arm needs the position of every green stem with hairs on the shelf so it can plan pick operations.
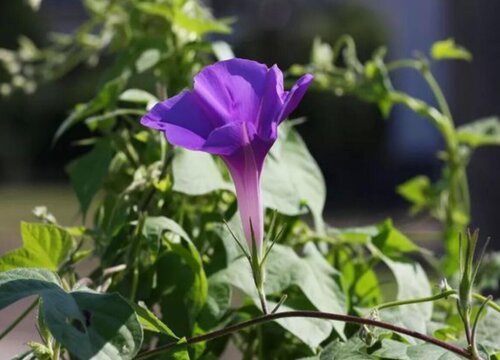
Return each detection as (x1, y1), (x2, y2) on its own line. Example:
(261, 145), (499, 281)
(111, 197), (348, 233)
(473, 293), (500, 313)
(374, 289), (500, 315)
(375, 290), (456, 311)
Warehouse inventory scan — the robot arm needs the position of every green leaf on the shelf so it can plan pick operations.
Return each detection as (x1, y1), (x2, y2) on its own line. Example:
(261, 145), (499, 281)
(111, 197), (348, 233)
(197, 280), (232, 330)
(211, 41), (234, 61)
(0, 222), (73, 272)
(135, 1), (230, 36)
(374, 339), (462, 359)
(0, 268), (143, 360)
(457, 116), (500, 148)
(397, 175), (434, 213)
(153, 220), (208, 336)
(211, 243), (346, 349)
(311, 37), (334, 71)
(431, 38), (472, 61)
(142, 216), (191, 255)
(263, 123), (326, 232)
(84, 109), (146, 132)
(372, 219), (420, 257)
(476, 307), (500, 351)
(119, 89), (158, 109)
(173, 10), (231, 36)
(143, 216), (191, 243)
(378, 256), (433, 337)
(172, 148), (232, 195)
(129, 301), (178, 338)
(135, 49), (161, 73)
(66, 139), (113, 215)
(306, 338), (375, 360)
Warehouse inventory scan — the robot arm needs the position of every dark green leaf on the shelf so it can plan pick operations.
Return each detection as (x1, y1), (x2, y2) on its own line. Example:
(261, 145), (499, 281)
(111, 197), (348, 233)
(0, 268), (143, 360)
(54, 72), (129, 140)
(154, 224), (208, 336)
(66, 139), (113, 215)
(197, 280), (232, 330)
(304, 338), (374, 360)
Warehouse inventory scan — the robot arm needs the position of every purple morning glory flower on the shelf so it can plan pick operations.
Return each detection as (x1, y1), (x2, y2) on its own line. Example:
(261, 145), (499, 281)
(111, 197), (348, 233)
(141, 58), (313, 250)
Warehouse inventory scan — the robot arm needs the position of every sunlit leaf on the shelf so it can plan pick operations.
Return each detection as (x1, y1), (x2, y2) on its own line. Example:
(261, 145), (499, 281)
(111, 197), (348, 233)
(376, 254), (433, 337)
(136, 49), (161, 73)
(431, 38), (472, 61)
(457, 116), (500, 148)
(0, 222), (73, 272)
(211, 41), (234, 61)
(397, 176), (435, 214)
(172, 148), (232, 195)
(374, 339), (462, 359)
(129, 301), (178, 338)
(263, 122), (326, 232)
(211, 243), (346, 349)
(372, 219), (420, 257)
(119, 89), (158, 110)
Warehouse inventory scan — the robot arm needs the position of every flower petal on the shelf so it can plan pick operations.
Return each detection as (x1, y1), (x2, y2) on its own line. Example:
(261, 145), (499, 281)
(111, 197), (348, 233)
(141, 90), (213, 150)
(193, 59), (269, 126)
(255, 64), (285, 141)
(202, 121), (257, 156)
(278, 74), (314, 122)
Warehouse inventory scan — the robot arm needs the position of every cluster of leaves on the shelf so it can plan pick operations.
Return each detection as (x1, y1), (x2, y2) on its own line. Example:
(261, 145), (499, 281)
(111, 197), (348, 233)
(0, 2), (499, 360)
(291, 36), (500, 274)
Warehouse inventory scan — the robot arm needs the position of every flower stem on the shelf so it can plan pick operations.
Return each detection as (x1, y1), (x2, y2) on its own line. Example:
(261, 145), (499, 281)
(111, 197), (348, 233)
(375, 290), (456, 311)
(134, 310), (470, 360)
(256, 284), (268, 315)
(473, 293), (500, 313)
(251, 254), (268, 314)
(0, 299), (37, 341)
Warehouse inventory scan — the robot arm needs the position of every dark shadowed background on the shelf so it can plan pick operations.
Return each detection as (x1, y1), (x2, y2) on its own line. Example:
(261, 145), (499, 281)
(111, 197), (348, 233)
(1, 0), (498, 238)
(1, 0), (499, 357)
(1, 0), (499, 239)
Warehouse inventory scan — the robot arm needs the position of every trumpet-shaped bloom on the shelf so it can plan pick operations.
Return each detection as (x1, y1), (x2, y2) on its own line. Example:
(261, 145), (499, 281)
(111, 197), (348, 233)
(141, 58), (313, 250)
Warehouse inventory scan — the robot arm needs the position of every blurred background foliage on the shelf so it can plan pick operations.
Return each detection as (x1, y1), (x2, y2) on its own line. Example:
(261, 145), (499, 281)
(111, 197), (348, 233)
(0, 1), (500, 359)
(0, 0), (499, 240)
